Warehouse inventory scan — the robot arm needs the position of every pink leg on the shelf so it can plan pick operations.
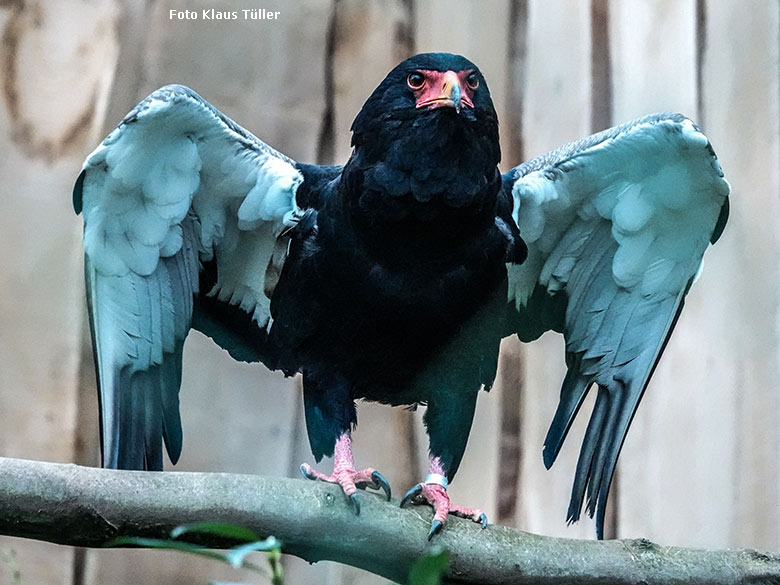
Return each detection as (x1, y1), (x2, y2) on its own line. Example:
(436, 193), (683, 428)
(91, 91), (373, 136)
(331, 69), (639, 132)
(401, 456), (487, 539)
(300, 433), (391, 513)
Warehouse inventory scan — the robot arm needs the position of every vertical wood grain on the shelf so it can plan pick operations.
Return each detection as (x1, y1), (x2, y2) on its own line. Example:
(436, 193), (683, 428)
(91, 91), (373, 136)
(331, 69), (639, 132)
(696, 0), (780, 550)
(509, 0), (595, 539)
(0, 2), (779, 584)
(494, 336), (524, 525)
(607, 0), (747, 548)
(328, 0), (414, 164)
(0, 1), (120, 584)
(78, 1), (332, 584)
(416, 0), (513, 172)
(494, 0), (528, 528)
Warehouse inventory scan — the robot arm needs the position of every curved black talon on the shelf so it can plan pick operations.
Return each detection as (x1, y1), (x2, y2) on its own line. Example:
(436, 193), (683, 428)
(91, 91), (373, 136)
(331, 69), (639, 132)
(371, 470), (392, 501)
(400, 483), (423, 507)
(300, 464), (314, 480)
(478, 513), (488, 529)
(349, 492), (361, 515)
(427, 519), (443, 540)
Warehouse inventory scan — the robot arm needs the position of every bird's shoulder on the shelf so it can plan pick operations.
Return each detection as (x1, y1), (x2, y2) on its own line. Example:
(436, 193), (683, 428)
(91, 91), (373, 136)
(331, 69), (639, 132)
(295, 163), (343, 210)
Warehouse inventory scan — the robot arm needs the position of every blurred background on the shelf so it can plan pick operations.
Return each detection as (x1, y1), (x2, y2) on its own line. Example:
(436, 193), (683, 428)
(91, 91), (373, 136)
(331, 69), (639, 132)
(0, 0), (778, 583)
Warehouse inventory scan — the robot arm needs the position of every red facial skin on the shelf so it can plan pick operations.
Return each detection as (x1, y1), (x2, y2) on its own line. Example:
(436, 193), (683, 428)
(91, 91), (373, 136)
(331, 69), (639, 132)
(409, 69), (477, 112)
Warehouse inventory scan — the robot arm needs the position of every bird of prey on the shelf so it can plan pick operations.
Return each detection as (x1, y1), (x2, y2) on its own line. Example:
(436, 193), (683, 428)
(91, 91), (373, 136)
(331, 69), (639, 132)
(74, 52), (730, 539)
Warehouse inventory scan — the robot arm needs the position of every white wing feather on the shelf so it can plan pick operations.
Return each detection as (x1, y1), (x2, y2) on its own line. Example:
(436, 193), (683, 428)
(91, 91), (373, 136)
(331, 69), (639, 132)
(76, 85), (302, 469)
(504, 113), (730, 537)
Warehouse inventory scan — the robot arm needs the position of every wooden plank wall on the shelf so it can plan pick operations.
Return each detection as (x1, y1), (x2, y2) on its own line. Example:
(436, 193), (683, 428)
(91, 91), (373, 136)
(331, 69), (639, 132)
(0, 1), (778, 584)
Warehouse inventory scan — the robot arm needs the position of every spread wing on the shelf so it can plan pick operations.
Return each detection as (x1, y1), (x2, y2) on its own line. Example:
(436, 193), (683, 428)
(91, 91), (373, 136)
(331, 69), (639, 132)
(502, 113), (730, 538)
(74, 85), (303, 470)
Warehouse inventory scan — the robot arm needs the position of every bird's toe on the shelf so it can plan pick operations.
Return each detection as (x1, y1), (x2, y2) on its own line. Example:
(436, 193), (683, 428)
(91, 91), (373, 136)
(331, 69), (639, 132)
(449, 502), (488, 528)
(427, 519), (443, 540)
(300, 463), (327, 482)
(299, 462), (391, 512)
(400, 481), (487, 537)
(349, 492), (361, 515)
(400, 483), (424, 507)
(370, 470), (392, 500)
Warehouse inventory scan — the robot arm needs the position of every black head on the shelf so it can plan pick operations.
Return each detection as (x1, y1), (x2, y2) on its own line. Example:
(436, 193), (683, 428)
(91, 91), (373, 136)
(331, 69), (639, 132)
(343, 53), (501, 226)
(351, 53), (498, 154)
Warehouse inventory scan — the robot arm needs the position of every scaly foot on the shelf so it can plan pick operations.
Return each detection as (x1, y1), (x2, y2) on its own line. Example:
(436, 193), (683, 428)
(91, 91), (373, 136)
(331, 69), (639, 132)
(401, 478), (487, 539)
(300, 463), (391, 514)
(299, 433), (390, 514)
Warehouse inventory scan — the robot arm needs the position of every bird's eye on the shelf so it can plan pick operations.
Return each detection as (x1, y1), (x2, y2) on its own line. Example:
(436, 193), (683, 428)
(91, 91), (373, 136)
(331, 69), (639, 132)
(407, 72), (425, 90)
(466, 72), (479, 90)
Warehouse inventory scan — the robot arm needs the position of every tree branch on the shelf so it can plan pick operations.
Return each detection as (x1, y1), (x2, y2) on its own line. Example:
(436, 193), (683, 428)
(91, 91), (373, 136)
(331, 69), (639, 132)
(0, 457), (777, 584)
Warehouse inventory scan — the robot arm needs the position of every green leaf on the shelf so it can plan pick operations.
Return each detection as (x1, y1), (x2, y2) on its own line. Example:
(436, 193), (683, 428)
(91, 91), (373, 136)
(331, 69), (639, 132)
(106, 536), (271, 575)
(105, 536), (227, 562)
(266, 547), (284, 585)
(225, 537), (283, 568)
(408, 548), (449, 585)
(105, 530), (282, 581)
(171, 522), (261, 543)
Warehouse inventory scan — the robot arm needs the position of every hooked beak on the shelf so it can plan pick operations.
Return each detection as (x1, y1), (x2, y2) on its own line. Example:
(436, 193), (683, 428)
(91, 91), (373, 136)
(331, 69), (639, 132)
(416, 70), (464, 113)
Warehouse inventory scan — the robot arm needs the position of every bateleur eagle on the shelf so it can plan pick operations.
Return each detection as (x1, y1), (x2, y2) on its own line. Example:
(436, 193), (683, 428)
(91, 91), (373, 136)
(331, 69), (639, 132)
(74, 52), (730, 539)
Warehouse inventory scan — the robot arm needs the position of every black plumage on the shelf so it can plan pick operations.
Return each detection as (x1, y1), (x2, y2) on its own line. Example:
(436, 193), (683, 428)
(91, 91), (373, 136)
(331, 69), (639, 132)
(267, 56), (510, 466)
(75, 53), (729, 538)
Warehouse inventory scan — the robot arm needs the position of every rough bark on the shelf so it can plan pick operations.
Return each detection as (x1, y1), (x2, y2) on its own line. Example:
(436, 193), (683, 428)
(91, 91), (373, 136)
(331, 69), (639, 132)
(0, 457), (778, 585)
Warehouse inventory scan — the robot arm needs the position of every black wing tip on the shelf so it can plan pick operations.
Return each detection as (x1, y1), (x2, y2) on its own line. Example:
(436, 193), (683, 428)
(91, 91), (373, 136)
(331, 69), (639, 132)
(73, 170), (85, 215)
(711, 197), (730, 244)
(595, 510), (606, 540)
(165, 441), (182, 466)
(542, 405), (579, 469)
(163, 408), (183, 466)
(564, 492), (608, 540)
(543, 374), (592, 471)
(106, 452), (166, 472)
(542, 441), (561, 470)
(103, 449), (166, 472)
